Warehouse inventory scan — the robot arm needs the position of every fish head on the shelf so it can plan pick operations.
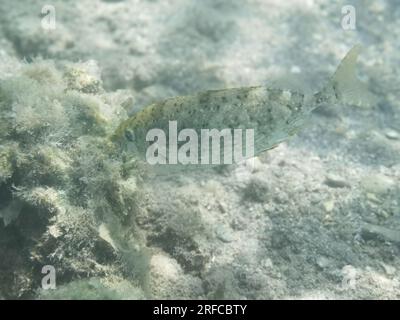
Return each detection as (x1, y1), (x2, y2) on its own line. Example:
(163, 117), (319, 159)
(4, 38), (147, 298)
(111, 119), (142, 155)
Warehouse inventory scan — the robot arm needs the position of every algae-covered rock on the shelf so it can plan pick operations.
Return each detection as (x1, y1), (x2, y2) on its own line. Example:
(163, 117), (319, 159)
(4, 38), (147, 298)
(63, 60), (103, 94)
(0, 60), (148, 299)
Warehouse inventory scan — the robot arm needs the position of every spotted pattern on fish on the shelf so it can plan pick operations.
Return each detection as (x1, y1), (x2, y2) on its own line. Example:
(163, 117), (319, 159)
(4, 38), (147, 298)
(112, 45), (373, 166)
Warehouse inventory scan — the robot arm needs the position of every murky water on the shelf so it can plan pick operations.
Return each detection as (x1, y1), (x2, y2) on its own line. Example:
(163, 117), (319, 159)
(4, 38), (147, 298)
(0, 0), (399, 299)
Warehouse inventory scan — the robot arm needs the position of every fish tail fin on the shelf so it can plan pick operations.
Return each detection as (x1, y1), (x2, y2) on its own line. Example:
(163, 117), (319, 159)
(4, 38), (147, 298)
(330, 44), (376, 107)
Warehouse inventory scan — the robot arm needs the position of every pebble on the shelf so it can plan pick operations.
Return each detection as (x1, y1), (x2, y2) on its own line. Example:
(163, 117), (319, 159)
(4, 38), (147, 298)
(361, 223), (400, 244)
(341, 265), (357, 289)
(323, 214), (333, 224)
(384, 129), (399, 140)
(290, 66), (301, 74)
(323, 200), (335, 212)
(310, 195), (321, 205)
(380, 262), (396, 276)
(216, 225), (234, 243)
(366, 192), (382, 204)
(262, 258), (274, 269)
(48, 225), (62, 238)
(316, 256), (332, 270)
(324, 174), (350, 188)
(360, 174), (394, 195)
(218, 201), (227, 213)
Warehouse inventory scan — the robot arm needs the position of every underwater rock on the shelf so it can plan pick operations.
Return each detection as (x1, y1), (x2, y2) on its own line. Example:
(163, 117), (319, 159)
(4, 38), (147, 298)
(361, 223), (400, 244)
(0, 59), (151, 298)
(64, 60), (103, 94)
(150, 253), (181, 285)
(384, 129), (399, 140)
(323, 199), (335, 213)
(316, 256), (333, 270)
(215, 225), (235, 243)
(148, 253), (204, 299)
(1, 0), (400, 300)
(324, 174), (350, 188)
(360, 174), (394, 195)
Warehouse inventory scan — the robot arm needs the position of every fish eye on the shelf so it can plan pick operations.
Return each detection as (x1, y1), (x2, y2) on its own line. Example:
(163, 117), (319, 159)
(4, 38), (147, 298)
(125, 129), (135, 142)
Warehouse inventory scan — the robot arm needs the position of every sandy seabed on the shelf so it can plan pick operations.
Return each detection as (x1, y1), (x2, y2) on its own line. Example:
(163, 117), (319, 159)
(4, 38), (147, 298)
(0, 0), (399, 299)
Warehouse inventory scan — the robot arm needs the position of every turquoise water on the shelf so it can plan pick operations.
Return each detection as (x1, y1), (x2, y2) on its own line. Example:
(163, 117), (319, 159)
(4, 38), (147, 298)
(0, 0), (399, 299)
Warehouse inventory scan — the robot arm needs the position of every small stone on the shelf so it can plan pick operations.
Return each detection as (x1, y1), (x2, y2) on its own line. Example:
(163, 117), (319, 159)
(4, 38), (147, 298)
(376, 210), (390, 219)
(323, 200), (335, 212)
(218, 201), (227, 213)
(216, 225), (234, 243)
(273, 192), (288, 204)
(380, 262), (396, 276)
(361, 174), (394, 195)
(316, 256), (332, 269)
(282, 90), (292, 101)
(366, 193), (382, 204)
(324, 174), (350, 188)
(361, 223), (400, 243)
(48, 225), (62, 238)
(262, 258), (273, 269)
(263, 203), (274, 214)
(323, 214), (333, 223)
(384, 129), (399, 140)
(310, 194), (321, 205)
(290, 65), (301, 74)
(341, 265), (357, 289)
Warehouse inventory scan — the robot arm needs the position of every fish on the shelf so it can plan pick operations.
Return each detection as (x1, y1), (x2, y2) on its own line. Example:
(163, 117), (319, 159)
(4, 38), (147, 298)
(112, 45), (375, 173)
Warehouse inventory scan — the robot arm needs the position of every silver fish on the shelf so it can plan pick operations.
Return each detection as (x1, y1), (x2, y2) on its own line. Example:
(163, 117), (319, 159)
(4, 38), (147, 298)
(112, 45), (374, 170)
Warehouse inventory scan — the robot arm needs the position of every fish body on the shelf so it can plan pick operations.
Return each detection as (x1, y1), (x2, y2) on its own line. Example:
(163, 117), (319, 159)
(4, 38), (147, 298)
(112, 45), (373, 169)
(113, 86), (311, 157)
